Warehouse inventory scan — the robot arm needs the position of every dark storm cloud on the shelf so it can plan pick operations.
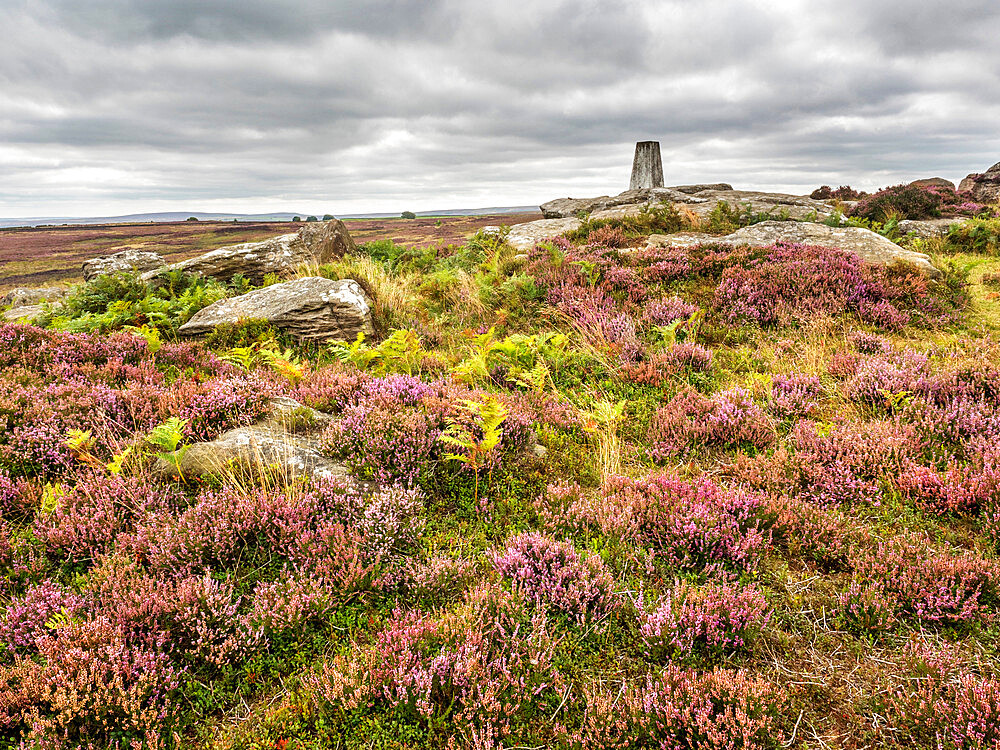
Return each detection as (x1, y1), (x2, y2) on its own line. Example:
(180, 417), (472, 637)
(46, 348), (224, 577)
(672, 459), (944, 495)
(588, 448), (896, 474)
(1, 0), (998, 216)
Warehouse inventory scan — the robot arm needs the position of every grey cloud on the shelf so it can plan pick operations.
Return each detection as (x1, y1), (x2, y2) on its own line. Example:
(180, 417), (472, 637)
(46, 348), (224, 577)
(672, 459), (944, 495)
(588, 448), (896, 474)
(1, 0), (998, 217)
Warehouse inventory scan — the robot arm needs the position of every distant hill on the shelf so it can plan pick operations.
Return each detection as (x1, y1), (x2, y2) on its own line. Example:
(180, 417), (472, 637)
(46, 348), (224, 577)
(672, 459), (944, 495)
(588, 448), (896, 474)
(0, 206), (538, 229)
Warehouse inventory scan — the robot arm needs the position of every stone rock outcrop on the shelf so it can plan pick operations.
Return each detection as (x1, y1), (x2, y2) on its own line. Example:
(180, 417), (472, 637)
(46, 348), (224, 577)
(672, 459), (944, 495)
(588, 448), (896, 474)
(2, 305), (45, 322)
(154, 219), (357, 285)
(153, 397), (349, 482)
(541, 186), (831, 222)
(540, 187), (702, 219)
(506, 217), (582, 250)
(83, 249), (166, 282)
(958, 162), (1000, 203)
(1, 287), (67, 307)
(909, 177), (956, 191)
(178, 277), (375, 343)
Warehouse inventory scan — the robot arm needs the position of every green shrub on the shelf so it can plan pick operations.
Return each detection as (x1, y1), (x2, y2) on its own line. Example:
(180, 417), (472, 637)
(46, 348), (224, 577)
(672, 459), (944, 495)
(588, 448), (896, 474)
(946, 217), (1000, 254)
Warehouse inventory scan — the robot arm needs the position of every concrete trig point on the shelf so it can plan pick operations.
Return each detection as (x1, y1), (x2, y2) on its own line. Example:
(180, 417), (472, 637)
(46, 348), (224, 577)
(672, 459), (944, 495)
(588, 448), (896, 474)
(630, 141), (664, 190)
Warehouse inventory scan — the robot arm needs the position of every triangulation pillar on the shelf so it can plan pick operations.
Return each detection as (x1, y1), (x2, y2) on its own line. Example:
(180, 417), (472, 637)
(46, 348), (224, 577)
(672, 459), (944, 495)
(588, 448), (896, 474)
(629, 141), (664, 190)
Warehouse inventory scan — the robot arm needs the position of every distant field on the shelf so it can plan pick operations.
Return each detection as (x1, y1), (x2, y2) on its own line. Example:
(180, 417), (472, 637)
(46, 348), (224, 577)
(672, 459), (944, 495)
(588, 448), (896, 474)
(0, 212), (541, 290)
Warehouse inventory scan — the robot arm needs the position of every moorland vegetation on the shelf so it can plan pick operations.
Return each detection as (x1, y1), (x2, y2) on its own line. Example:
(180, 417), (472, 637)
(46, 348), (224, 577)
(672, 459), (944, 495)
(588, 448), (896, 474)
(2, 188), (1000, 749)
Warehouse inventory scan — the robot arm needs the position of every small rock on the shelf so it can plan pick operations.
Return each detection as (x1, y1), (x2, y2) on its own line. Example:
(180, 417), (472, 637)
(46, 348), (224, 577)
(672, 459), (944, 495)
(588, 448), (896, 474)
(83, 249), (166, 282)
(1, 287), (68, 307)
(153, 397), (347, 482)
(178, 277), (375, 343)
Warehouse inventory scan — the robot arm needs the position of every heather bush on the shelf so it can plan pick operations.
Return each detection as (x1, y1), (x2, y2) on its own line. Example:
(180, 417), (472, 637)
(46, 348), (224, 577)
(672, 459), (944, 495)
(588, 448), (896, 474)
(648, 386), (774, 459)
(572, 474), (770, 573)
(0, 580), (85, 655)
(561, 666), (786, 750)
(713, 243), (951, 328)
(640, 580), (770, 661)
(810, 185), (867, 201)
(881, 643), (1000, 749)
(849, 183), (965, 222)
(492, 532), (615, 624)
(770, 373), (822, 419)
(785, 419), (922, 506)
(305, 586), (558, 745)
(761, 494), (858, 568)
(35, 474), (180, 562)
(843, 534), (1000, 627)
(9, 617), (180, 747)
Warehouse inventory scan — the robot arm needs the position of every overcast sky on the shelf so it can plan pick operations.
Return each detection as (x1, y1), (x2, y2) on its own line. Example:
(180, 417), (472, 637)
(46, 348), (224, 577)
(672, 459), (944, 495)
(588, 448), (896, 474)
(1, 0), (998, 218)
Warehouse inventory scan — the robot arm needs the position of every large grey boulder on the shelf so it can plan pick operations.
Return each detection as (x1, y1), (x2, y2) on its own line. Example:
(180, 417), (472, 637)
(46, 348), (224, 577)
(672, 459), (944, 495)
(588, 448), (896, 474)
(506, 217), (582, 250)
(178, 277), (375, 342)
(958, 162), (1000, 203)
(1, 287), (68, 307)
(672, 183), (733, 195)
(153, 397), (349, 482)
(685, 189), (833, 221)
(155, 219), (357, 285)
(83, 249), (166, 282)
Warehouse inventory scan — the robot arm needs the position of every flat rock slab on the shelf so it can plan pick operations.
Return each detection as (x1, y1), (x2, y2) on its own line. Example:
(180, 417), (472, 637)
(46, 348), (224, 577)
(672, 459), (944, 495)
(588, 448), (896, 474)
(506, 217), (582, 250)
(178, 277), (375, 343)
(83, 249), (166, 282)
(2, 305), (45, 322)
(648, 221), (941, 278)
(1, 287), (68, 307)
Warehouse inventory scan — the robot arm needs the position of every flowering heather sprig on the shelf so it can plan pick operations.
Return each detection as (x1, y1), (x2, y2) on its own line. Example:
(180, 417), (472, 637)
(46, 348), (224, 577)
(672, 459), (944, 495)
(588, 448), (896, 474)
(770, 373), (822, 419)
(640, 580), (770, 660)
(662, 342), (713, 372)
(786, 419), (923, 506)
(249, 573), (333, 634)
(0, 470), (38, 520)
(160, 373), (277, 440)
(762, 494), (859, 569)
(563, 665), (786, 750)
(0, 580), (86, 654)
(848, 331), (891, 354)
(404, 555), (477, 603)
(82, 554), (254, 667)
(491, 532), (615, 624)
